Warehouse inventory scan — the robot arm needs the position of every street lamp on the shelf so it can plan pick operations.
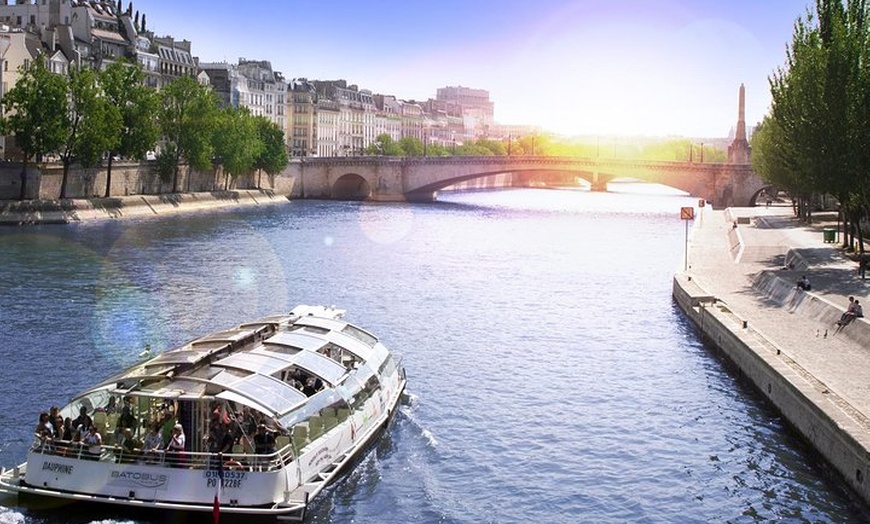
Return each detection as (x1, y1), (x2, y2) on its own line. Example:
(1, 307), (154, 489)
(0, 36), (10, 158)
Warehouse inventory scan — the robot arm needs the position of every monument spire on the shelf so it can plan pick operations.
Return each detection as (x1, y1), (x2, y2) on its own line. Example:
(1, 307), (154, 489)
(728, 83), (751, 164)
(736, 83), (746, 141)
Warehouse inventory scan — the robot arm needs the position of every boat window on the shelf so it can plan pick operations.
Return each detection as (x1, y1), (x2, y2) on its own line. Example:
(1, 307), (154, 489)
(341, 324), (378, 348)
(277, 388), (346, 428)
(145, 348), (213, 367)
(323, 331), (374, 361)
(293, 315), (346, 333)
(335, 364), (380, 413)
(215, 351), (290, 376)
(224, 373), (307, 415)
(378, 354), (399, 379)
(290, 350), (347, 385)
(263, 331), (326, 353)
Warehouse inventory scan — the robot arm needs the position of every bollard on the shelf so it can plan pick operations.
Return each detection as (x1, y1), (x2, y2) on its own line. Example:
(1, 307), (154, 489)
(742, 320), (748, 328)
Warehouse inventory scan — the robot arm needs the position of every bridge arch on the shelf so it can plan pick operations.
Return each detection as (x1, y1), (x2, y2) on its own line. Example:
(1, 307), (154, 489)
(292, 157), (765, 207)
(332, 173), (371, 200)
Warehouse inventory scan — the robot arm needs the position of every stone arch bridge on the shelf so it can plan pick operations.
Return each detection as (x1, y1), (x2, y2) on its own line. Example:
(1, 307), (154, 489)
(287, 156), (766, 208)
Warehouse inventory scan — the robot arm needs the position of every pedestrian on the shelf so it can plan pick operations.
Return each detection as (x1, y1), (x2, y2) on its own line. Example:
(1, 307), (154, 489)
(796, 275), (811, 291)
(836, 298), (862, 333)
(859, 257), (868, 280)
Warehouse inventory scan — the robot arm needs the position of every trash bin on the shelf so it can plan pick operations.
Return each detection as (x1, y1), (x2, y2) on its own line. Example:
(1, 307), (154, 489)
(823, 228), (836, 243)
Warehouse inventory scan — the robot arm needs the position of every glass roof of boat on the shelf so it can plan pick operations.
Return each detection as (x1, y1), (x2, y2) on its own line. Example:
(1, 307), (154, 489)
(328, 331), (374, 359)
(264, 331), (327, 352)
(192, 328), (258, 345)
(217, 372), (307, 415)
(216, 351), (291, 376)
(287, 349), (347, 385)
(294, 315), (347, 333)
(145, 348), (214, 367)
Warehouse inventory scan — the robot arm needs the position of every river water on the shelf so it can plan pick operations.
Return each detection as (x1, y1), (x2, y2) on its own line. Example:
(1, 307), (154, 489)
(0, 187), (867, 524)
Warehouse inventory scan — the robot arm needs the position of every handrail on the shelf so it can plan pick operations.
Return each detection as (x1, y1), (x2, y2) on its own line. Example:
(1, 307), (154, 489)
(32, 438), (293, 472)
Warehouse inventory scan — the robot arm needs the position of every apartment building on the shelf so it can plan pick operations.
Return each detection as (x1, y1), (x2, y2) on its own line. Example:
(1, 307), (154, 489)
(287, 78), (317, 157)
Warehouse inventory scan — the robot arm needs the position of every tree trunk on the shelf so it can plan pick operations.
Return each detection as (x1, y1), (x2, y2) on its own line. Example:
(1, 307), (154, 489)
(104, 155), (114, 198)
(60, 160), (70, 200)
(18, 161), (27, 200)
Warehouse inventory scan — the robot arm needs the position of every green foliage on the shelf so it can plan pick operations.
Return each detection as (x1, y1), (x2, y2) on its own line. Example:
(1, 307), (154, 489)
(212, 106), (262, 180)
(101, 60), (161, 162)
(254, 116), (289, 175)
(57, 66), (123, 198)
(1, 57), (69, 199)
(159, 76), (219, 192)
(366, 134), (404, 156)
(398, 136), (423, 156)
(752, 0), (870, 247)
(1, 59), (69, 162)
(155, 144), (177, 184)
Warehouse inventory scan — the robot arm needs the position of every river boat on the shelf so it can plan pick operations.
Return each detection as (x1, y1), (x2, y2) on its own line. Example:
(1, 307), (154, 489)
(0, 305), (407, 521)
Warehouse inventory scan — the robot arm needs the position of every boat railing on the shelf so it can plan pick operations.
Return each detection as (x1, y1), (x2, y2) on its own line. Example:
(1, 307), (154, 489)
(32, 438), (295, 472)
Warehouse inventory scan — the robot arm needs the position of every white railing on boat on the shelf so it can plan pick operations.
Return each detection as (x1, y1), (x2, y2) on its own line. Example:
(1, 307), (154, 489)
(31, 439), (294, 472)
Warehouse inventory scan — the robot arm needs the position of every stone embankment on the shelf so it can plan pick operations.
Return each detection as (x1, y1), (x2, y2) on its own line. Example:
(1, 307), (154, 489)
(0, 190), (290, 225)
(673, 206), (870, 505)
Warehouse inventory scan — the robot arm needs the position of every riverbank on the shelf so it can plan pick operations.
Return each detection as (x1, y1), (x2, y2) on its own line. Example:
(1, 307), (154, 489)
(0, 190), (291, 225)
(673, 206), (870, 505)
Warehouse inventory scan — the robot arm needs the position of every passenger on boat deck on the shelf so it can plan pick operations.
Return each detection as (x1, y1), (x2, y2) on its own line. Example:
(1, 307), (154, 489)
(142, 422), (163, 451)
(211, 402), (230, 425)
(98, 396), (118, 414)
(49, 406), (61, 432)
(207, 421), (234, 454)
(253, 424), (276, 455)
(167, 423), (186, 452)
(159, 401), (178, 445)
(115, 396), (137, 438)
(35, 412), (54, 439)
(60, 417), (73, 441)
(82, 424), (102, 458)
(71, 406), (93, 436)
(119, 428), (142, 454)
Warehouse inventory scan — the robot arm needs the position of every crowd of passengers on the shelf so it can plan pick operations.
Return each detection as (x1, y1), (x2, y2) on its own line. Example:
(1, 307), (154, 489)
(34, 396), (282, 466)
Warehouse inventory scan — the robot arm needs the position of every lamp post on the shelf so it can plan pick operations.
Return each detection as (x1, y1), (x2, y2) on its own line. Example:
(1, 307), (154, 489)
(0, 36), (9, 159)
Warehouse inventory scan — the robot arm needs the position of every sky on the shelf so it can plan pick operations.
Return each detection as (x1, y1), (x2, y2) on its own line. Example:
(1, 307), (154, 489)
(134, 0), (813, 139)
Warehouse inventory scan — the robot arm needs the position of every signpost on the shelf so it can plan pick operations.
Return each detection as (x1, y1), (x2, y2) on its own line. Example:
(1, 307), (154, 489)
(681, 207), (695, 271)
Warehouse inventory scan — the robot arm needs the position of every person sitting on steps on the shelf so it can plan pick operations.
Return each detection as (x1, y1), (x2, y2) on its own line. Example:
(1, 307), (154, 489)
(836, 298), (863, 333)
(796, 275), (811, 291)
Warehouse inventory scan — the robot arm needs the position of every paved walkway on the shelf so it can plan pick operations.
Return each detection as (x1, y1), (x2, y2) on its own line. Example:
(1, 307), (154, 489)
(687, 205), (870, 429)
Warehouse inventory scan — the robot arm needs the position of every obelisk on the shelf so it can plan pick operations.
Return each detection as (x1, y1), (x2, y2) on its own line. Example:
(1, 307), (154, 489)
(736, 83), (746, 142)
(728, 84), (751, 164)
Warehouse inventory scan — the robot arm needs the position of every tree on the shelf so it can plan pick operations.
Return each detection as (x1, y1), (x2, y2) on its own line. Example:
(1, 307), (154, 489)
(0, 57), (68, 200)
(99, 60), (160, 197)
(211, 107), (262, 190)
(365, 133), (403, 156)
(58, 67), (122, 199)
(159, 76), (219, 193)
(253, 116), (288, 188)
(397, 136), (423, 156)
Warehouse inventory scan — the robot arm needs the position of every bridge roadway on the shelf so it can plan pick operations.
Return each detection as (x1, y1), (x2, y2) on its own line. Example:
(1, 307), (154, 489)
(288, 156), (765, 207)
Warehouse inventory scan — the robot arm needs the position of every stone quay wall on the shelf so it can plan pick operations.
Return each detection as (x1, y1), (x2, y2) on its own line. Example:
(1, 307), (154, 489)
(673, 273), (870, 505)
(0, 161), (301, 201)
